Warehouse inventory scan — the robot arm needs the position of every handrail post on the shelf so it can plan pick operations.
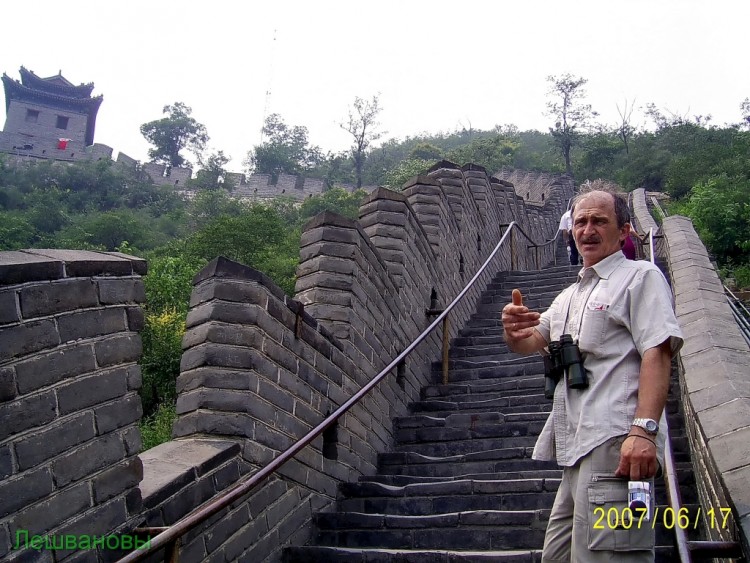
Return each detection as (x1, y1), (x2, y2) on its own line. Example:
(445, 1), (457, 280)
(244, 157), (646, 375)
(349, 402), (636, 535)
(442, 315), (450, 385)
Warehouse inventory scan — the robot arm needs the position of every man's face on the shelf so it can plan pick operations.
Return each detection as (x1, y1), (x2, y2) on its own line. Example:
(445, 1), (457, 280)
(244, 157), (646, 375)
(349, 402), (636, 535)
(572, 192), (630, 267)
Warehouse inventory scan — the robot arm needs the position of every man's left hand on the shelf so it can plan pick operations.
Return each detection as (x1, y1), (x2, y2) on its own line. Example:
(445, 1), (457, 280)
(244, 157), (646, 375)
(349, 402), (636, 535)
(615, 435), (658, 480)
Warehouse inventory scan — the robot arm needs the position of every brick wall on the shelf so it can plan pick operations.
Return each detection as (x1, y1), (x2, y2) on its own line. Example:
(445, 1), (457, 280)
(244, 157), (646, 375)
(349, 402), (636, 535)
(662, 216), (750, 554)
(0, 249), (147, 562)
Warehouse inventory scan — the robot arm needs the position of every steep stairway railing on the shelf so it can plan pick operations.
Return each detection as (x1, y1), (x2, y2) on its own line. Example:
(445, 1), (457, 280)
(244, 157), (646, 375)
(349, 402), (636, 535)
(117, 221), (555, 562)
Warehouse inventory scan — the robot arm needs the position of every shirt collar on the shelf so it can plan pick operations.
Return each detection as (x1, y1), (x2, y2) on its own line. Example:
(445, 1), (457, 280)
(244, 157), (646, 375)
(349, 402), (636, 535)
(577, 250), (625, 281)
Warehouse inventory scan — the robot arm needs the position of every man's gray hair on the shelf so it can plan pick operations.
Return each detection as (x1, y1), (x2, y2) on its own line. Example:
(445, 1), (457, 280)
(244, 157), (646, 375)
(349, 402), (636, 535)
(572, 183), (630, 229)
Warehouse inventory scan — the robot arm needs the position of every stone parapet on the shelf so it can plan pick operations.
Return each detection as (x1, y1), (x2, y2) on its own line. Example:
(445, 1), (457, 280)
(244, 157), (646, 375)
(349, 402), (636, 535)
(0, 249), (147, 562)
(663, 215), (750, 553)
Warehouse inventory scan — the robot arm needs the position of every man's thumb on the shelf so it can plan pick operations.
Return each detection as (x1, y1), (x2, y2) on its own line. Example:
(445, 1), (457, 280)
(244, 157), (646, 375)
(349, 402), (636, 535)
(512, 288), (523, 307)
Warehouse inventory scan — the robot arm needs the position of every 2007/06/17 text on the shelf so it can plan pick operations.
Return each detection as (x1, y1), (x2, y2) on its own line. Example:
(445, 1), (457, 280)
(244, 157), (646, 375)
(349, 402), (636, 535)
(593, 506), (733, 530)
(14, 531), (152, 551)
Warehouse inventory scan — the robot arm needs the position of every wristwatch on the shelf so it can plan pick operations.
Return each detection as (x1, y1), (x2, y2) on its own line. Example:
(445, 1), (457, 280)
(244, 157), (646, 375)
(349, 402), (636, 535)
(632, 418), (659, 435)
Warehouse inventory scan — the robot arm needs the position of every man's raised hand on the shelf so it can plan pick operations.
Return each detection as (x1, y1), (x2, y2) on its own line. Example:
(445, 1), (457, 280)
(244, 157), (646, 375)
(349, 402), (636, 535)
(502, 289), (542, 351)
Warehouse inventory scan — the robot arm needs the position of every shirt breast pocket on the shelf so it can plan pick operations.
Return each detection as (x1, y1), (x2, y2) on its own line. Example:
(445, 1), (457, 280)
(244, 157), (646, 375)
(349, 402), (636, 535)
(579, 302), (610, 351)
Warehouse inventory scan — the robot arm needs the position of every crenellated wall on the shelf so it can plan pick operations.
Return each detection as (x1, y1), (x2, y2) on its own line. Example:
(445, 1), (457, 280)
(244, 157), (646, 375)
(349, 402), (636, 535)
(0, 249), (146, 561)
(0, 164), (574, 561)
(135, 162), (572, 561)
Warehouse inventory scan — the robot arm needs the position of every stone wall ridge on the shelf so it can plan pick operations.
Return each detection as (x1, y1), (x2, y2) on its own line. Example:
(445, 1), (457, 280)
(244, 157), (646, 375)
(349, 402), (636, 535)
(663, 214), (750, 553)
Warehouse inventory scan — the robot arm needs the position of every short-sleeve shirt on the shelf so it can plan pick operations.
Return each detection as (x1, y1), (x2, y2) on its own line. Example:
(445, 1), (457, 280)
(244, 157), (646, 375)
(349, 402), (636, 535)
(558, 210), (573, 232)
(532, 251), (683, 467)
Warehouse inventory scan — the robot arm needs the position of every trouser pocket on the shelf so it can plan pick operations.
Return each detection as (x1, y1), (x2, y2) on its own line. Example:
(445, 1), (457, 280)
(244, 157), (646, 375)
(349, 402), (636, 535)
(587, 476), (654, 551)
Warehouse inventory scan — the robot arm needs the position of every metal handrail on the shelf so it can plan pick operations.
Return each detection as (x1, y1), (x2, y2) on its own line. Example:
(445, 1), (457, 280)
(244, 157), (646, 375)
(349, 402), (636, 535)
(118, 220), (555, 562)
(649, 224), (692, 562)
(725, 285), (750, 347)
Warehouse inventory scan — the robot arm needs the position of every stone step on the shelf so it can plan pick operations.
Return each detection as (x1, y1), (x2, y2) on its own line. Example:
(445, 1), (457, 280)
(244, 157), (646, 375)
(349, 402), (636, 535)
(312, 511), (548, 550)
(340, 476), (558, 502)
(395, 436), (540, 458)
(409, 397), (551, 416)
(283, 545), (545, 562)
(421, 376), (544, 400)
(432, 363), (545, 382)
(360, 470), (563, 486)
(378, 449), (559, 478)
(393, 418), (547, 447)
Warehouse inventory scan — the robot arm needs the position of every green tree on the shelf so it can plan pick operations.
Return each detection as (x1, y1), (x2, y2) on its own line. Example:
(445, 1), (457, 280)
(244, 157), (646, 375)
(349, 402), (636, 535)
(341, 95), (384, 188)
(299, 187), (368, 222)
(193, 151), (230, 190)
(678, 174), (750, 261)
(140, 102), (209, 168)
(446, 135), (518, 175)
(247, 114), (322, 182)
(546, 74), (598, 176)
(383, 159), (435, 191)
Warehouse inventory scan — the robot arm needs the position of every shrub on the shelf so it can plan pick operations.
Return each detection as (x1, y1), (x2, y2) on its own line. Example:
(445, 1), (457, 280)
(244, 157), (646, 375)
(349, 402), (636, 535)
(140, 308), (184, 416)
(139, 402), (177, 451)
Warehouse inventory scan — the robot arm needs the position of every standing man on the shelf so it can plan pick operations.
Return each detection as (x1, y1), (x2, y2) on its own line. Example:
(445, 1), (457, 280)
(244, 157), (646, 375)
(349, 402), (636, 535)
(502, 190), (683, 562)
(559, 207), (579, 265)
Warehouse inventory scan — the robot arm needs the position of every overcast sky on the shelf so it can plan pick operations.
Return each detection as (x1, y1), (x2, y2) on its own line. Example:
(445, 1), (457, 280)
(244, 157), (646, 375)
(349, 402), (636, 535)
(2, 0), (748, 172)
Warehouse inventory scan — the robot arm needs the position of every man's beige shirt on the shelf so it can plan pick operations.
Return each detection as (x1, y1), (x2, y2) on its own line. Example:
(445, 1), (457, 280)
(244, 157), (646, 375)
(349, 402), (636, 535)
(533, 251), (683, 467)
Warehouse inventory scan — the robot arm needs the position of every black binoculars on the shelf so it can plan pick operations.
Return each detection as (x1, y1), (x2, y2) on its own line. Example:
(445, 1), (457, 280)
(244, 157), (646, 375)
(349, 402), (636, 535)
(543, 334), (588, 399)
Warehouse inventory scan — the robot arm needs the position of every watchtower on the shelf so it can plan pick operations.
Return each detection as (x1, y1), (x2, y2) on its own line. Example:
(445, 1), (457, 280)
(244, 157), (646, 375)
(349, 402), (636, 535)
(0, 67), (103, 158)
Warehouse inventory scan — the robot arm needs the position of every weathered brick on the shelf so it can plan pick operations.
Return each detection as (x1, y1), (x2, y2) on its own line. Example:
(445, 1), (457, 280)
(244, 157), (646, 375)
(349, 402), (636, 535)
(54, 497), (128, 558)
(0, 366), (16, 401)
(0, 290), (19, 325)
(176, 367), (258, 395)
(204, 505), (251, 553)
(14, 344), (96, 394)
(162, 475), (217, 523)
(0, 445), (12, 479)
(0, 524), (9, 560)
(57, 308), (127, 342)
(0, 319), (60, 362)
(56, 368), (128, 415)
(96, 278), (145, 304)
(94, 334), (142, 367)
(0, 251), (63, 286)
(125, 364), (142, 391)
(0, 391), (57, 442)
(92, 456), (143, 503)
(52, 432), (126, 487)
(121, 426), (142, 456)
(9, 481), (91, 537)
(172, 411), (255, 439)
(93, 394), (142, 434)
(19, 279), (98, 318)
(14, 411), (97, 471)
(212, 459), (241, 491)
(0, 466), (54, 518)
(179, 343), (256, 372)
(125, 306), (145, 332)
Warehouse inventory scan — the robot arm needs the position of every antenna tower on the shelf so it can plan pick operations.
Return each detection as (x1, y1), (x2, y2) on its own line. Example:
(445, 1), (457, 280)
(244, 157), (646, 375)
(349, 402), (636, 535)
(260, 29), (278, 144)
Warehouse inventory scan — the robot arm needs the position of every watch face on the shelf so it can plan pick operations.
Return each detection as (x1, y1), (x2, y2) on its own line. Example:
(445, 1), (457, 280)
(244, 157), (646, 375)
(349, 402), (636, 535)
(645, 420), (658, 432)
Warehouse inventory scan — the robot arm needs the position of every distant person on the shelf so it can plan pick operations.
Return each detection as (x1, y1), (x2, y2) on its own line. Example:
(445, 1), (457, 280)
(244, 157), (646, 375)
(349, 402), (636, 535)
(622, 233), (637, 260)
(558, 207), (579, 265)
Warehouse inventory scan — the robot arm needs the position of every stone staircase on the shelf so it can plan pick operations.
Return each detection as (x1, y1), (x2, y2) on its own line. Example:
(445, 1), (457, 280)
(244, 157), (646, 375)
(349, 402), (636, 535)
(285, 250), (698, 562)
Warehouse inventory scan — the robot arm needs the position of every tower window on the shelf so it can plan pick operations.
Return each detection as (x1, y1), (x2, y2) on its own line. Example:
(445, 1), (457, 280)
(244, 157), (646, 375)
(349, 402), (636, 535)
(56, 115), (69, 130)
(25, 109), (40, 123)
